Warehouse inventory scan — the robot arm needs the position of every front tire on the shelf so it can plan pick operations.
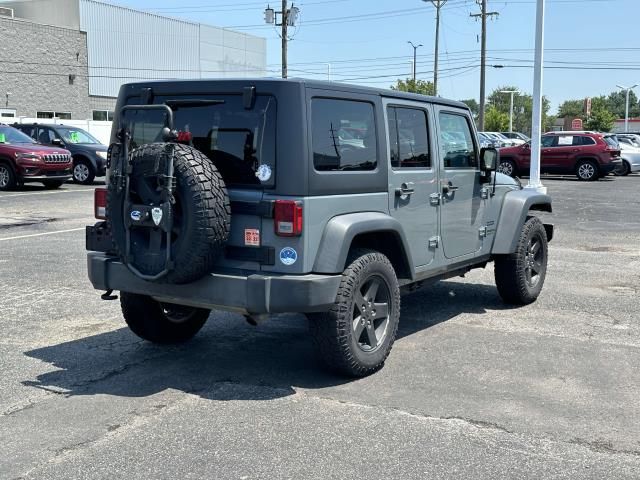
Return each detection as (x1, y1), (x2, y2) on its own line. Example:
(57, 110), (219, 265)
(308, 250), (400, 377)
(0, 163), (16, 191)
(73, 158), (96, 184)
(494, 217), (548, 305)
(576, 160), (598, 181)
(498, 159), (517, 177)
(120, 292), (210, 344)
(615, 160), (630, 176)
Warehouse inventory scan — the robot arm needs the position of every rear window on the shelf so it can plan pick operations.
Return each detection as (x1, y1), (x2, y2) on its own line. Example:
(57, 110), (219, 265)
(311, 98), (377, 171)
(122, 94), (276, 187)
(604, 135), (619, 148)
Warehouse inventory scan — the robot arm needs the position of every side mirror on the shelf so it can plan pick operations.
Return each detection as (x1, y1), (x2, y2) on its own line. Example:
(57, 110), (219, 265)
(522, 142), (530, 149)
(480, 147), (498, 172)
(52, 138), (63, 146)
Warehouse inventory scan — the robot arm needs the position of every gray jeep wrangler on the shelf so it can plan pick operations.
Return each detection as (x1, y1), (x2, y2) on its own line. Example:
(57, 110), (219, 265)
(87, 79), (553, 377)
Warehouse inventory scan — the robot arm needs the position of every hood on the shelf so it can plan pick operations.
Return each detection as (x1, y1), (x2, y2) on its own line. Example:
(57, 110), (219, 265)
(493, 172), (519, 186)
(1, 143), (71, 156)
(498, 144), (526, 154)
(68, 143), (108, 153)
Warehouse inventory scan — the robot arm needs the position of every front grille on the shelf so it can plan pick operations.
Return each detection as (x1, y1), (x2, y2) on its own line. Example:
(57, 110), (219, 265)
(43, 154), (70, 164)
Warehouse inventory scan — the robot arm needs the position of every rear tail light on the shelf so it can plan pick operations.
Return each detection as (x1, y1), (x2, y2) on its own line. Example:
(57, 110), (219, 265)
(274, 200), (303, 236)
(94, 187), (107, 219)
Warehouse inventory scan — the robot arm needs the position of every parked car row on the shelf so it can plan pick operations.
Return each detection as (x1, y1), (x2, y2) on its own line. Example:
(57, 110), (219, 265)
(0, 123), (107, 190)
(478, 131), (529, 148)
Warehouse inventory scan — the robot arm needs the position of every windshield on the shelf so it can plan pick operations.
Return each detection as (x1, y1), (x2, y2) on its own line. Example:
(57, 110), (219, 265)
(57, 127), (101, 144)
(122, 94), (276, 187)
(0, 126), (37, 144)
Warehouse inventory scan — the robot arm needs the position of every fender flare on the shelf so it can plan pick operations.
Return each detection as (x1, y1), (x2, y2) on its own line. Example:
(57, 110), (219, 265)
(492, 189), (552, 254)
(313, 212), (414, 275)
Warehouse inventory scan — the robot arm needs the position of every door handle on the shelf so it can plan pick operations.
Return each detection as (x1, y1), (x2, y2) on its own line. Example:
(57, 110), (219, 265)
(395, 182), (415, 196)
(442, 183), (459, 194)
(572, 148), (580, 152)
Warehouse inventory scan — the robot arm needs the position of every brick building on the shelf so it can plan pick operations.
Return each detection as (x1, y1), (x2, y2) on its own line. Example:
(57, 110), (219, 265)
(0, 0), (267, 121)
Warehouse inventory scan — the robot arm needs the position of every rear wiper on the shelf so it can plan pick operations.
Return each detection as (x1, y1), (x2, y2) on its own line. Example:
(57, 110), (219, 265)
(165, 99), (225, 109)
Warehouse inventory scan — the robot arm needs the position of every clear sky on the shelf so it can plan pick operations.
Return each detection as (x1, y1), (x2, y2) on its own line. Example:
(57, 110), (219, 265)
(122, 0), (639, 113)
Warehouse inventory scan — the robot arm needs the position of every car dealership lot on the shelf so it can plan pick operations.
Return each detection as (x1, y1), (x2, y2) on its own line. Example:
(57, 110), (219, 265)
(1, 178), (639, 479)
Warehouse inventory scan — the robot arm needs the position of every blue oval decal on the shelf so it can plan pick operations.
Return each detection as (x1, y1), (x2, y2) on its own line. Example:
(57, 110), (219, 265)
(130, 210), (142, 221)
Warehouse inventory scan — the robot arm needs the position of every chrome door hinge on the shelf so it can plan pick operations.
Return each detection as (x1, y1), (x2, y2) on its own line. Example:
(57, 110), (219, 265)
(479, 226), (487, 238)
(428, 236), (439, 248)
(481, 188), (489, 199)
(429, 193), (441, 206)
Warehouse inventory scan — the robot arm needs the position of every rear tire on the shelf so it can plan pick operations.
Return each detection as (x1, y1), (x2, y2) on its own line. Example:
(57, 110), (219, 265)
(494, 216), (548, 305)
(575, 160), (599, 181)
(0, 163), (16, 191)
(120, 292), (210, 344)
(308, 249), (400, 377)
(43, 180), (64, 189)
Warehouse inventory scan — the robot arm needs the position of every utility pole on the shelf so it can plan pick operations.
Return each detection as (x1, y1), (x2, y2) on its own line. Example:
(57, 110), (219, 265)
(407, 41), (423, 83)
(281, 0), (288, 78)
(264, 2), (300, 79)
(500, 90), (519, 132)
(423, 1), (447, 96)
(617, 84), (638, 132)
(471, 0), (498, 130)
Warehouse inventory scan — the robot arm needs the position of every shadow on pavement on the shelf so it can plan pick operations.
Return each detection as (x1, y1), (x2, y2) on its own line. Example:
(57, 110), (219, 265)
(22, 281), (514, 402)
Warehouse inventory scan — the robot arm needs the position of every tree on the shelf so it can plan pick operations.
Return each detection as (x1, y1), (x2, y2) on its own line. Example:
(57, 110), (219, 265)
(585, 107), (616, 132)
(557, 100), (585, 119)
(459, 98), (479, 118)
(391, 79), (435, 96)
(486, 86), (550, 135)
(484, 106), (509, 132)
(606, 90), (640, 118)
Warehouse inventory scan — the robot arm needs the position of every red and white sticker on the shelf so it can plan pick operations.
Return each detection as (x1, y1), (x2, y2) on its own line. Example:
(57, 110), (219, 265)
(244, 228), (260, 246)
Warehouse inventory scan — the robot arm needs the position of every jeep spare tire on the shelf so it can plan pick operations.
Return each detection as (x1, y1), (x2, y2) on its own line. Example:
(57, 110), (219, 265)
(107, 143), (230, 284)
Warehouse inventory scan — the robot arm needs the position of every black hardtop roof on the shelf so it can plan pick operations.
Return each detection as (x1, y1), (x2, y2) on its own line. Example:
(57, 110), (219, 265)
(121, 77), (468, 110)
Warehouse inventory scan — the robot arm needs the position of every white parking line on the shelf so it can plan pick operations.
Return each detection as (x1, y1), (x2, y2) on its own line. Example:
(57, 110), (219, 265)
(0, 188), (95, 199)
(0, 227), (85, 242)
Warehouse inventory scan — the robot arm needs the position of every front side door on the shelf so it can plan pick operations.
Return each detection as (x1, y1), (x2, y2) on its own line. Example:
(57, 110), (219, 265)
(436, 109), (485, 259)
(385, 101), (439, 268)
(546, 134), (575, 172)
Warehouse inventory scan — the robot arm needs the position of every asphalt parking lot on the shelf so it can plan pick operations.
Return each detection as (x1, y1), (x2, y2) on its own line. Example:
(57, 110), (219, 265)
(1, 176), (639, 479)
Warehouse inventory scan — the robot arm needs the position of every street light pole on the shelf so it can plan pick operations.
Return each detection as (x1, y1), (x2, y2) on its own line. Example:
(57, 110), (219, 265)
(527, 0), (546, 194)
(499, 90), (519, 132)
(407, 41), (423, 83)
(616, 84), (638, 132)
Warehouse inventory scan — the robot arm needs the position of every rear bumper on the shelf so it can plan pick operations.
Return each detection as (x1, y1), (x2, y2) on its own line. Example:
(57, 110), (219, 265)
(600, 161), (619, 174)
(87, 252), (342, 315)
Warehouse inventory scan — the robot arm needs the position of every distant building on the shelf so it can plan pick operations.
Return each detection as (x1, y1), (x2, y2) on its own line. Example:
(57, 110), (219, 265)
(0, 0), (267, 120)
(612, 118), (640, 133)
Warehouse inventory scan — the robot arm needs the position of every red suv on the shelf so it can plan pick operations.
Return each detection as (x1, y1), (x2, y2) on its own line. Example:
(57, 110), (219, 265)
(497, 132), (621, 181)
(0, 124), (73, 191)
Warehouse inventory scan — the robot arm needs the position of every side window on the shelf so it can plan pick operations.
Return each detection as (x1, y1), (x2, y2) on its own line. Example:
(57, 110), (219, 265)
(577, 136), (595, 146)
(438, 112), (477, 169)
(541, 135), (556, 147)
(388, 107), (430, 169)
(37, 128), (55, 144)
(20, 126), (36, 139)
(312, 98), (377, 171)
(557, 135), (573, 146)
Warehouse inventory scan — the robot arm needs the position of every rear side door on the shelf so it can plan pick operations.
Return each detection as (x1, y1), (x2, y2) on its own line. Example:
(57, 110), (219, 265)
(435, 108), (485, 259)
(385, 100), (439, 267)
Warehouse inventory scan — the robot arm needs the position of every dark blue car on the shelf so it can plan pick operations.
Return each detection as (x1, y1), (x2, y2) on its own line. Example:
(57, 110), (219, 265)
(14, 123), (107, 184)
